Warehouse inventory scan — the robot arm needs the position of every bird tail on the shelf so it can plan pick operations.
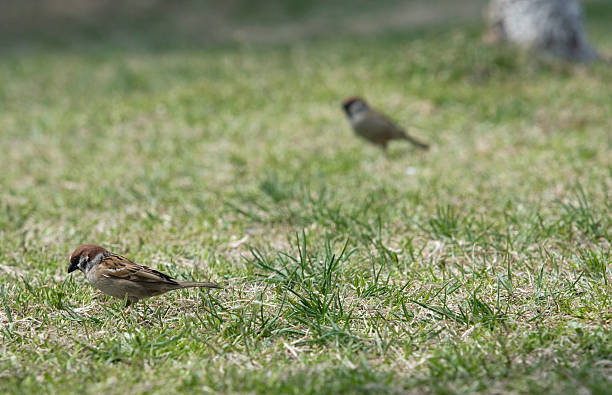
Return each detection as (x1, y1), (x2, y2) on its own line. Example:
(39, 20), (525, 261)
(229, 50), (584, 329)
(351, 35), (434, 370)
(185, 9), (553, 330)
(402, 133), (430, 150)
(178, 281), (222, 289)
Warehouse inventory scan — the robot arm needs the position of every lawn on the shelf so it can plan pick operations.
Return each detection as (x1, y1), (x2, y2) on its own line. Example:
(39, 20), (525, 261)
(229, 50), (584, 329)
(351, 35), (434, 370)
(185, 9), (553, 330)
(0, 1), (610, 393)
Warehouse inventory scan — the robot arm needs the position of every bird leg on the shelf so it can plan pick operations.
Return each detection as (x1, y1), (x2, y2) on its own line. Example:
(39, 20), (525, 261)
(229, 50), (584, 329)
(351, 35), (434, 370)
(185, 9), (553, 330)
(381, 142), (389, 156)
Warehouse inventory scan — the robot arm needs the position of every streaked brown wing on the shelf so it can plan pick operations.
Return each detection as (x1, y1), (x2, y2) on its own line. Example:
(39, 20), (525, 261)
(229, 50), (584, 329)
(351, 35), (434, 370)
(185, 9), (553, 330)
(99, 254), (180, 285)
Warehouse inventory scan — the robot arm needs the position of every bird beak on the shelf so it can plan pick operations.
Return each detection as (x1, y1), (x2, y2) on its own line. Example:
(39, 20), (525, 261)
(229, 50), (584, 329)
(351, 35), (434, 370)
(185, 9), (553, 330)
(68, 261), (79, 273)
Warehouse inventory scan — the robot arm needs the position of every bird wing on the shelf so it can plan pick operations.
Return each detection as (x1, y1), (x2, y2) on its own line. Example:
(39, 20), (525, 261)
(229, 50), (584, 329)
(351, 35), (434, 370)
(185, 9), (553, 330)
(354, 110), (430, 149)
(98, 253), (180, 286)
(353, 111), (406, 141)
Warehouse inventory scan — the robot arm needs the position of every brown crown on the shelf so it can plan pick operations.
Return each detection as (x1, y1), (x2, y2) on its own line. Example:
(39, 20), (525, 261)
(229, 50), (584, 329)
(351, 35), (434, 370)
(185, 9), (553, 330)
(70, 244), (109, 263)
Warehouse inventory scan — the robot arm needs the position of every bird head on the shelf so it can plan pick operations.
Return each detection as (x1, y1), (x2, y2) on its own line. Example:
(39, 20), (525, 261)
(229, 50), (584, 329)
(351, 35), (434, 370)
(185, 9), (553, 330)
(68, 244), (107, 273)
(342, 97), (369, 117)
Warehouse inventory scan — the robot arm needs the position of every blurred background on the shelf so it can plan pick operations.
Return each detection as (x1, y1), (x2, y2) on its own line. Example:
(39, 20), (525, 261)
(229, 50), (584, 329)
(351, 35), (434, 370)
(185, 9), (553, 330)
(1, 0), (499, 49)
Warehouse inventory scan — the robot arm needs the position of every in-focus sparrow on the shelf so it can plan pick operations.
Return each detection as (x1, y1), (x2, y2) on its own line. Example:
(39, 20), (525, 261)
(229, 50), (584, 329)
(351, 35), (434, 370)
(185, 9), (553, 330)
(68, 244), (220, 308)
(342, 97), (430, 151)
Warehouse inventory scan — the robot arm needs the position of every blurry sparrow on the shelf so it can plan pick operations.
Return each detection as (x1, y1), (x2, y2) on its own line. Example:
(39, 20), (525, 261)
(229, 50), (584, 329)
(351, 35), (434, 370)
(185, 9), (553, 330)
(68, 244), (220, 308)
(342, 97), (429, 151)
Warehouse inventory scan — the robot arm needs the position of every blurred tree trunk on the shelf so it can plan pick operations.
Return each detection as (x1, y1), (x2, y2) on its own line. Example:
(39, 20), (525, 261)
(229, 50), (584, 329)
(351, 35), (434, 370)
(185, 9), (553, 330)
(486, 0), (598, 62)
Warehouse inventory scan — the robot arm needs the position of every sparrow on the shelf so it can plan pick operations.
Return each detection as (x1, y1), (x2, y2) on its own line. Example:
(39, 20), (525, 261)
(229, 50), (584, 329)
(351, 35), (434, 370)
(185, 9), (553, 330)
(342, 97), (430, 151)
(68, 244), (220, 308)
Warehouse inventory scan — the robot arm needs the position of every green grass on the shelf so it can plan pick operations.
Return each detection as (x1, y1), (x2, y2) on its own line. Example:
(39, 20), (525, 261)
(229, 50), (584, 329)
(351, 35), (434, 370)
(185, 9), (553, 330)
(0, 1), (611, 393)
